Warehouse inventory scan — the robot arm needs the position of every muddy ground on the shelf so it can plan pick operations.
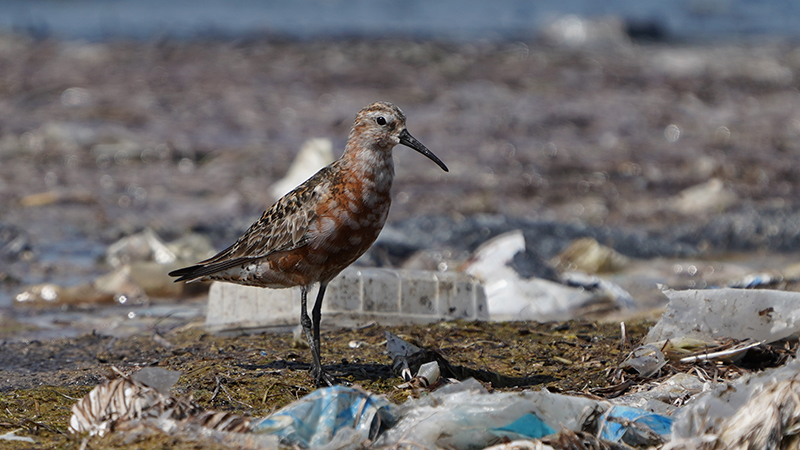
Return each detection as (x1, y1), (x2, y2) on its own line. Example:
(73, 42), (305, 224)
(2, 32), (800, 448)
(0, 320), (652, 449)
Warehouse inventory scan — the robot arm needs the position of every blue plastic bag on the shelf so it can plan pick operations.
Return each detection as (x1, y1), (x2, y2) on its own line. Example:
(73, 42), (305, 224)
(599, 405), (672, 446)
(254, 385), (394, 448)
(493, 412), (556, 440)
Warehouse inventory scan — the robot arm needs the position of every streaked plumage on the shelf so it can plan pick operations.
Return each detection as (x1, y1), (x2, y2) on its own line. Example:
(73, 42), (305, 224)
(170, 101), (448, 385)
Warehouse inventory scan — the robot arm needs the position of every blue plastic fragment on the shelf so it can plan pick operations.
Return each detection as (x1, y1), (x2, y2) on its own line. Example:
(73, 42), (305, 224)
(599, 405), (672, 443)
(254, 385), (394, 448)
(493, 412), (556, 439)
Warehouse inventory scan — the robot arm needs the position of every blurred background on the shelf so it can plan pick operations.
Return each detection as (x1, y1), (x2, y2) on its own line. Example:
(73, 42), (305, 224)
(2, 0), (800, 336)
(1, 0), (799, 41)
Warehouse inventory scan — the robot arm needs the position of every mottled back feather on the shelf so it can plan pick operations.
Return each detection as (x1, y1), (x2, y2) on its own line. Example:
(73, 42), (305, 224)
(169, 165), (333, 282)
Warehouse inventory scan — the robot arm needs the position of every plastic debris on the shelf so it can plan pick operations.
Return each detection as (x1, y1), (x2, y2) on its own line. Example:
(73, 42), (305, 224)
(97, 260), (205, 299)
(206, 267), (488, 333)
(248, 378), (675, 450)
(677, 339), (763, 364)
(668, 178), (737, 215)
(348, 340), (368, 349)
(386, 331), (424, 362)
(598, 405), (672, 447)
(561, 271), (636, 309)
(728, 272), (782, 289)
(386, 331), (426, 380)
(615, 373), (709, 414)
(482, 439), (553, 450)
(397, 361), (442, 390)
(620, 344), (667, 378)
(14, 261), (187, 306)
(387, 332), (445, 389)
(463, 231), (634, 321)
(269, 138), (334, 200)
(493, 413), (555, 440)
(130, 366), (182, 395)
(552, 237), (630, 274)
(649, 336), (728, 360)
(165, 233), (217, 264)
(0, 429), (35, 443)
(668, 358), (800, 450)
(14, 230), (212, 306)
(415, 361), (441, 386)
(377, 378), (603, 449)
(646, 288), (800, 344)
(253, 385), (394, 449)
(106, 228), (177, 267)
(69, 367), (251, 437)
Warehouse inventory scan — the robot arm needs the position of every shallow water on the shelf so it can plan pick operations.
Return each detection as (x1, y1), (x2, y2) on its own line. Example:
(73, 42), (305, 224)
(1, 0), (799, 41)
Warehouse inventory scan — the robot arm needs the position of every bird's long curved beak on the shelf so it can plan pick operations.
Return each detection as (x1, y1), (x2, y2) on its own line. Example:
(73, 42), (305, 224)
(399, 129), (449, 172)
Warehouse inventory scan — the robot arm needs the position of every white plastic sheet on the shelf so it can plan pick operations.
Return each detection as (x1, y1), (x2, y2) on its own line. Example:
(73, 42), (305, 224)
(647, 288), (800, 344)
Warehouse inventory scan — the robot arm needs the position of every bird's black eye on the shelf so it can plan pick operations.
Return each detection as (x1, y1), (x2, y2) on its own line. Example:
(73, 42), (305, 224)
(376, 116), (387, 126)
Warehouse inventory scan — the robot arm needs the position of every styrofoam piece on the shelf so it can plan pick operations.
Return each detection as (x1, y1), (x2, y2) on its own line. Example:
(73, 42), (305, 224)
(646, 288), (800, 344)
(205, 267), (488, 333)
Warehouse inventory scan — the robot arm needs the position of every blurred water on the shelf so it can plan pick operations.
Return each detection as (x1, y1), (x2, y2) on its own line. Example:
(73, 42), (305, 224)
(0, 235), (106, 308)
(0, 0), (798, 42)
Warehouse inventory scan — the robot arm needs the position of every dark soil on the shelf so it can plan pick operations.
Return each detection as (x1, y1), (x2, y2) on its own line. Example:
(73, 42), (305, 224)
(0, 320), (649, 449)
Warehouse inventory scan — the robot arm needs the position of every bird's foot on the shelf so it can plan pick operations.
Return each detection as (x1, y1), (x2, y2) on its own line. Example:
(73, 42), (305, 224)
(312, 366), (346, 387)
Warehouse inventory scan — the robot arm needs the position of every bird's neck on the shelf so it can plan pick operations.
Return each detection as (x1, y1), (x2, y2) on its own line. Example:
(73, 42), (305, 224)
(342, 142), (395, 194)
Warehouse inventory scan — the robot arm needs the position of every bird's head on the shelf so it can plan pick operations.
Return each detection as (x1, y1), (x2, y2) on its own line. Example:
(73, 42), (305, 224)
(348, 101), (449, 172)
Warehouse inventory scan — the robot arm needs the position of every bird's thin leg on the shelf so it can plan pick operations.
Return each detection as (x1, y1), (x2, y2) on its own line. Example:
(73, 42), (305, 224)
(300, 284), (333, 387)
(311, 282), (336, 387)
(312, 282), (327, 355)
(299, 286), (320, 379)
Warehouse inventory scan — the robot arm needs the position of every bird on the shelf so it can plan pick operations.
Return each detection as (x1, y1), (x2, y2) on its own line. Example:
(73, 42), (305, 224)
(169, 101), (449, 386)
